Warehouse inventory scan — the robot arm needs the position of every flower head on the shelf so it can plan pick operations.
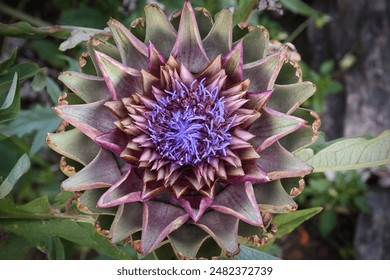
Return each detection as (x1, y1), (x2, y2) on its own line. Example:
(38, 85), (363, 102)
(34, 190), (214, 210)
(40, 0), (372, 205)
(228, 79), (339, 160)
(48, 1), (319, 258)
(147, 78), (232, 166)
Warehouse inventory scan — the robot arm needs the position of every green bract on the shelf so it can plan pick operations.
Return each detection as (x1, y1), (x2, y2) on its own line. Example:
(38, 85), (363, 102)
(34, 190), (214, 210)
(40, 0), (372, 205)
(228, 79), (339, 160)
(47, 1), (318, 259)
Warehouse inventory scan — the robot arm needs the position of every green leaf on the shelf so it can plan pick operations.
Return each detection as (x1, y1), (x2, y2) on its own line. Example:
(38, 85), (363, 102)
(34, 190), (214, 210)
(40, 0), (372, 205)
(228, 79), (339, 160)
(0, 154), (30, 199)
(59, 6), (108, 29)
(46, 77), (62, 103)
(14, 196), (52, 215)
(273, 207), (322, 238)
(255, 206), (323, 250)
(31, 70), (47, 92)
(31, 40), (66, 68)
(0, 21), (70, 39)
(48, 236), (65, 260)
(280, 0), (321, 18)
(0, 73), (20, 124)
(0, 105), (61, 155)
(0, 196), (16, 211)
(298, 130), (390, 172)
(319, 210), (337, 237)
(353, 196), (370, 213)
(57, 55), (81, 72)
(0, 219), (133, 260)
(0, 48), (17, 75)
(233, 0), (259, 26)
(235, 245), (279, 260)
(0, 234), (32, 260)
(319, 60), (335, 75)
(0, 62), (39, 95)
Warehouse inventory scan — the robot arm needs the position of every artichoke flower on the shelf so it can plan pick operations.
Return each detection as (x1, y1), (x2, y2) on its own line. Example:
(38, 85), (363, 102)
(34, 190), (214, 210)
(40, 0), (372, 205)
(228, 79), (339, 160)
(47, 1), (319, 259)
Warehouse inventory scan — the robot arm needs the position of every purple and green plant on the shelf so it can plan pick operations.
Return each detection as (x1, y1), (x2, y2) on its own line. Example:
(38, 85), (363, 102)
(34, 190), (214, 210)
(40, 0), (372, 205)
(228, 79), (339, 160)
(0, 0), (389, 260)
(46, 1), (320, 258)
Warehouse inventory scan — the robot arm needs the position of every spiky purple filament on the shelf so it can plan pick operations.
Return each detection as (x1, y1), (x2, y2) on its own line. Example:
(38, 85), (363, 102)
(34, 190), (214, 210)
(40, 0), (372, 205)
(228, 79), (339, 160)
(147, 79), (233, 166)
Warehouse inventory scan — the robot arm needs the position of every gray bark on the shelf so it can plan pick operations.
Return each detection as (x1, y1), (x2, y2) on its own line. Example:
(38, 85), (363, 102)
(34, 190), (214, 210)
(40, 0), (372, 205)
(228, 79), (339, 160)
(307, 0), (390, 259)
(308, 0), (390, 139)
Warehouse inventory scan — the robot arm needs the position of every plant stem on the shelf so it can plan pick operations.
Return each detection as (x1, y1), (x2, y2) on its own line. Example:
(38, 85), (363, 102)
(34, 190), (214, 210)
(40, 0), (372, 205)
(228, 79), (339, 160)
(0, 2), (50, 27)
(0, 212), (96, 223)
(286, 16), (313, 43)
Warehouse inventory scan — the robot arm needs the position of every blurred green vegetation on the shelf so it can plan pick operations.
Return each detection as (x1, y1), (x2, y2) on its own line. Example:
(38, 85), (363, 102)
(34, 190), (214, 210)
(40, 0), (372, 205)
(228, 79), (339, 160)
(298, 171), (369, 237)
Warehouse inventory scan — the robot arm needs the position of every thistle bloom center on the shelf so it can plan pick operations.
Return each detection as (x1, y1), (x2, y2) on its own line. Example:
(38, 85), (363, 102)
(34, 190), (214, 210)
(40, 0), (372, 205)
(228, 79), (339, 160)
(147, 79), (233, 166)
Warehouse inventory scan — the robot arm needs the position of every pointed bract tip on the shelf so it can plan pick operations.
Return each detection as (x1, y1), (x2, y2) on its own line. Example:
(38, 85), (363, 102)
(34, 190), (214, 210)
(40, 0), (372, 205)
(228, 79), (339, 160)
(107, 18), (118, 25)
(53, 107), (62, 115)
(145, 3), (162, 9)
(183, 0), (194, 10)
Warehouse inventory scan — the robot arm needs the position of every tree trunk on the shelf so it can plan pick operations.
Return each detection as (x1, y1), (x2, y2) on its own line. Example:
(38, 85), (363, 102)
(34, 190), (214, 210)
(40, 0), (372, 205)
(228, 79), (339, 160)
(307, 0), (390, 259)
